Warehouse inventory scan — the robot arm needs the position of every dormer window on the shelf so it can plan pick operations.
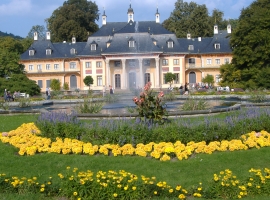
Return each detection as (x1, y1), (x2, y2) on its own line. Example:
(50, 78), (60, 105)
(188, 45), (194, 51)
(168, 41), (173, 48)
(128, 37), (135, 48)
(91, 44), (96, 51)
(70, 48), (76, 55)
(46, 48), (52, 55)
(167, 38), (174, 48)
(129, 41), (135, 47)
(29, 50), (35, 56)
(215, 43), (220, 49)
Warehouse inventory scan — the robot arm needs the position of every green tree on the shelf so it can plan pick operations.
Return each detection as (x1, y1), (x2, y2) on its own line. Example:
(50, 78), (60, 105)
(50, 79), (61, 91)
(220, 63), (243, 88)
(0, 37), (25, 77)
(229, 0), (270, 89)
(162, 0), (212, 38)
(27, 25), (46, 39)
(83, 76), (94, 89)
(164, 72), (176, 88)
(46, 0), (99, 42)
(202, 74), (214, 86)
(0, 74), (40, 96)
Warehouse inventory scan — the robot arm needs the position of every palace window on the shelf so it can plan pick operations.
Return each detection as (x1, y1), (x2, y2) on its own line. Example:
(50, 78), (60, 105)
(54, 64), (59, 70)
(214, 43), (220, 49)
(188, 45), (194, 51)
(206, 59), (212, 65)
(46, 64), (50, 70)
(129, 40), (135, 47)
(29, 50), (35, 56)
(86, 62), (91, 68)
(97, 76), (102, 86)
(173, 59), (179, 65)
(96, 61), (102, 68)
(70, 48), (76, 54)
(46, 49), (52, 55)
(215, 59), (220, 65)
(28, 65), (33, 71)
(168, 41), (173, 48)
(162, 59), (168, 66)
(70, 62), (76, 69)
(37, 64), (42, 71)
(37, 80), (43, 88)
(91, 44), (96, 51)
(174, 73), (179, 84)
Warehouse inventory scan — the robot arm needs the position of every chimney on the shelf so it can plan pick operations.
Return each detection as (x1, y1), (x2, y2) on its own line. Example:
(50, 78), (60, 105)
(198, 37), (201, 42)
(46, 32), (51, 40)
(34, 32), (38, 40)
(214, 25), (218, 34)
(187, 33), (191, 39)
(227, 24), (231, 34)
(72, 36), (76, 44)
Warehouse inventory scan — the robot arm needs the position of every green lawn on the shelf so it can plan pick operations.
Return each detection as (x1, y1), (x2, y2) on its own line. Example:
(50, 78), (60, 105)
(0, 114), (270, 199)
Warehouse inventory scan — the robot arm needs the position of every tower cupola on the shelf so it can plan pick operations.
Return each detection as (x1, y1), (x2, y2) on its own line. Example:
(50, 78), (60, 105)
(155, 7), (160, 23)
(127, 4), (134, 22)
(102, 9), (107, 26)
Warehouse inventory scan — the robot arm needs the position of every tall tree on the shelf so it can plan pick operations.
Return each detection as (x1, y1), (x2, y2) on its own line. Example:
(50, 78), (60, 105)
(162, 0), (212, 38)
(228, 0), (270, 89)
(27, 25), (46, 39)
(0, 37), (25, 77)
(46, 0), (99, 42)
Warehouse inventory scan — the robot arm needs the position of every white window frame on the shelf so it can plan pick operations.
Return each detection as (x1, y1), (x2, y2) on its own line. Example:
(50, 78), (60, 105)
(162, 59), (168, 66)
(168, 41), (173, 48)
(91, 44), (96, 51)
(70, 62), (76, 69)
(28, 65), (33, 71)
(86, 62), (91, 68)
(46, 49), (51, 55)
(188, 45), (194, 51)
(215, 43), (220, 49)
(54, 64), (59, 70)
(46, 64), (50, 70)
(96, 61), (102, 68)
(129, 41), (135, 48)
(70, 48), (76, 54)
(215, 59), (220, 65)
(97, 76), (102, 86)
(29, 50), (34, 56)
(173, 59), (179, 65)
(206, 59), (212, 65)
(37, 64), (42, 70)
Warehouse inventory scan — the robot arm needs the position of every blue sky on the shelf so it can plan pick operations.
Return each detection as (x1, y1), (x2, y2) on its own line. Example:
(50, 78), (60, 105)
(0, 0), (254, 38)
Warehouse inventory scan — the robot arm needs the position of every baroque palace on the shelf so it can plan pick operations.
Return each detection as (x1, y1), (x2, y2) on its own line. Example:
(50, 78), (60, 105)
(20, 4), (232, 92)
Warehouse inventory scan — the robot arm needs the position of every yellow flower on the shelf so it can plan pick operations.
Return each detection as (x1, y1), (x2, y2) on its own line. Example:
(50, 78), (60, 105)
(73, 192), (78, 196)
(113, 193), (118, 197)
(154, 191), (158, 195)
(132, 186), (136, 190)
(40, 188), (45, 192)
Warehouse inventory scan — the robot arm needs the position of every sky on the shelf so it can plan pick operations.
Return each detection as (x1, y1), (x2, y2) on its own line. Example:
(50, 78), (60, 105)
(0, 0), (254, 38)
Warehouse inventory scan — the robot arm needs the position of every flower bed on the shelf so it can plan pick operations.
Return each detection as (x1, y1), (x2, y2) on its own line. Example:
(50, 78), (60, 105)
(1, 123), (270, 161)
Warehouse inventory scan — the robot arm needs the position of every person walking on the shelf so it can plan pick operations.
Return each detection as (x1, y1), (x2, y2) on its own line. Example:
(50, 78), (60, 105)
(3, 89), (7, 102)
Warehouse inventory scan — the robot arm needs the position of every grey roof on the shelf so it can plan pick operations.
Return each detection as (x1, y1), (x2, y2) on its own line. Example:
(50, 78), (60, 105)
(20, 39), (86, 60)
(91, 22), (127, 37)
(177, 30), (232, 54)
(102, 33), (162, 54)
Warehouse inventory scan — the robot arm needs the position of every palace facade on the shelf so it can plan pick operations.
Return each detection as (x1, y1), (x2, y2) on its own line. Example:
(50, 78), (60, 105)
(20, 4), (232, 92)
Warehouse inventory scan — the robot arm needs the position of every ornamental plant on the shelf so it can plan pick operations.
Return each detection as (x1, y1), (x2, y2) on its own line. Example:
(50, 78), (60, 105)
(133, 82), (168, 124)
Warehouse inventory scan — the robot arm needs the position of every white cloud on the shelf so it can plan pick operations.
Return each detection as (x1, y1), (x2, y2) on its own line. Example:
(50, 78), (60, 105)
(0, 0), (32, 16)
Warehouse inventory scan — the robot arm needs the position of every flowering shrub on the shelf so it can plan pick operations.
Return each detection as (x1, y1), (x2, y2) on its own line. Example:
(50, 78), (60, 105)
(133, 82), (168, 124)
